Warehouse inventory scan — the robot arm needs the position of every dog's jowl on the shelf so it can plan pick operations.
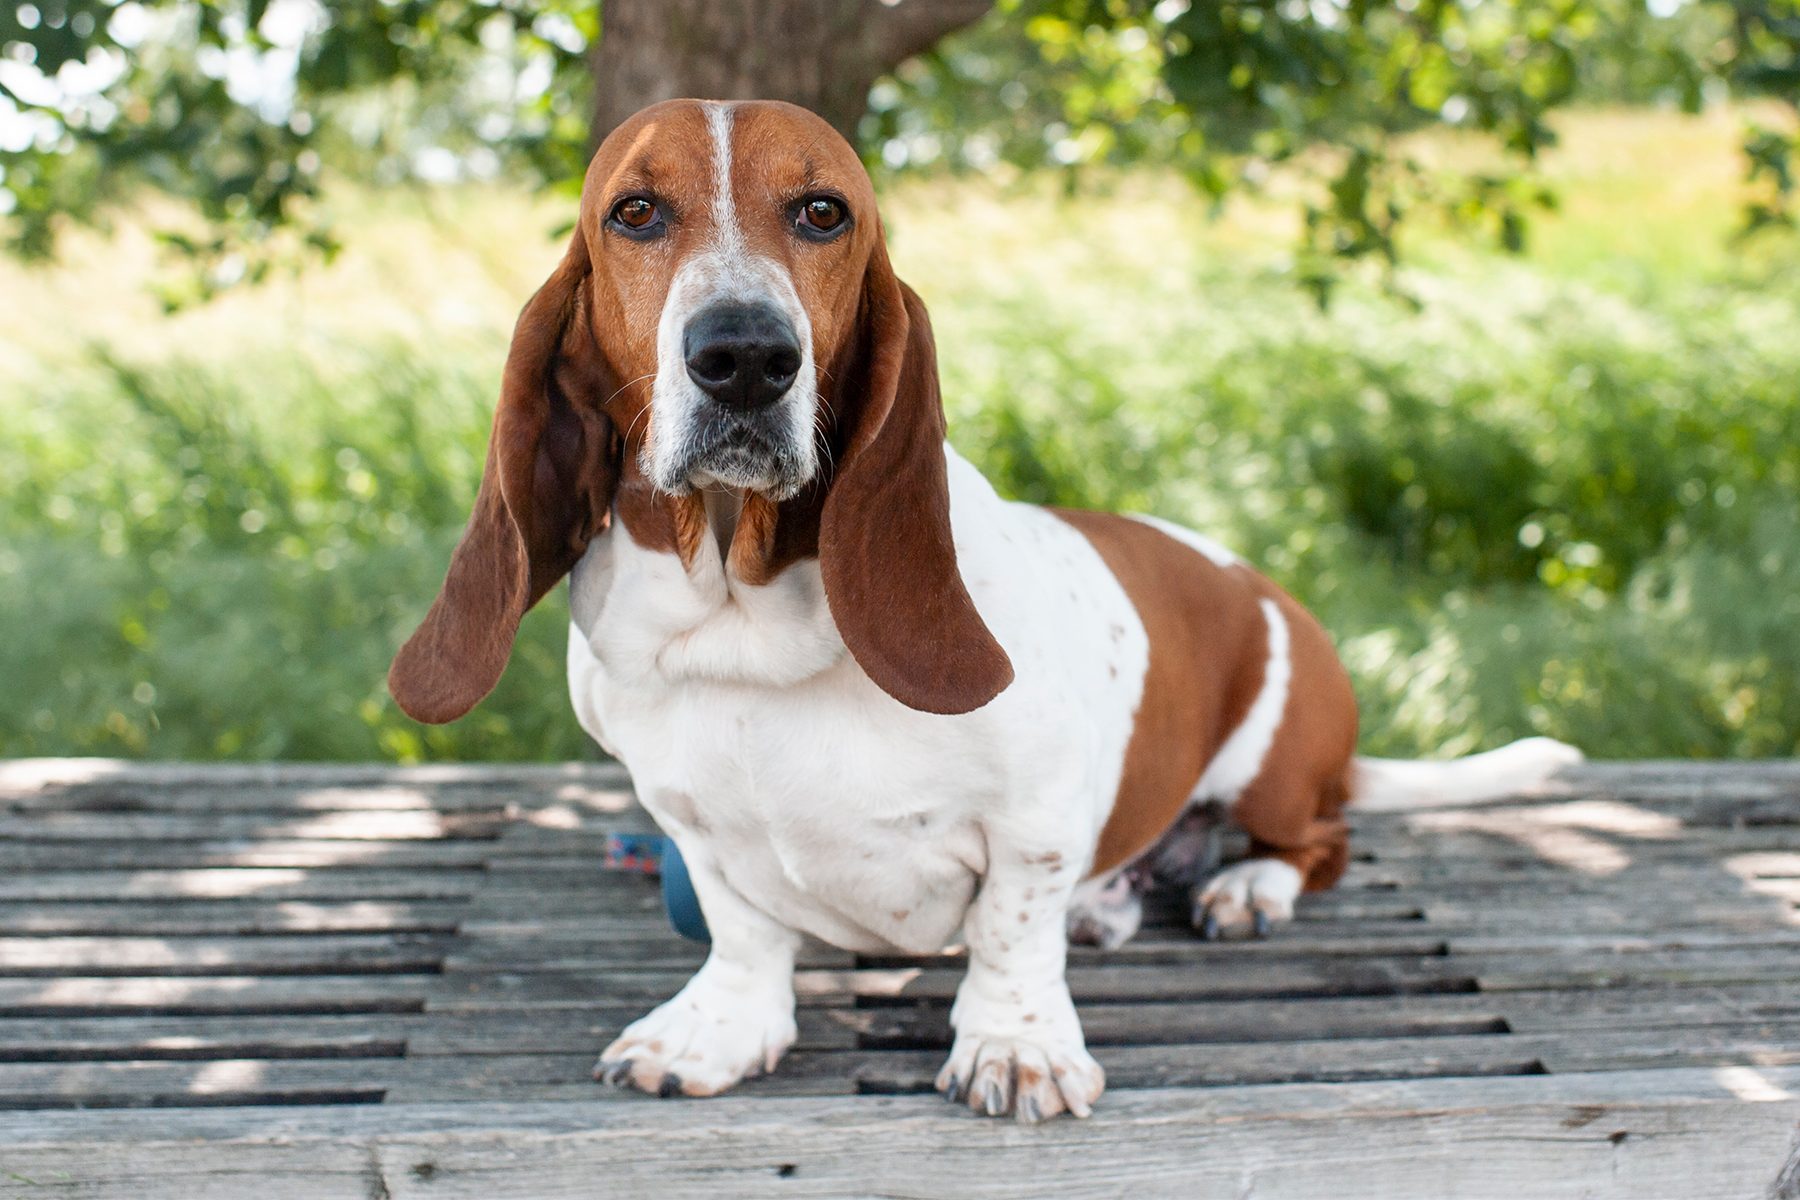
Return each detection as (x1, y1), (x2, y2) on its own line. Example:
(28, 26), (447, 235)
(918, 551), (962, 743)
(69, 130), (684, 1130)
(389, 99), (1581, 1122)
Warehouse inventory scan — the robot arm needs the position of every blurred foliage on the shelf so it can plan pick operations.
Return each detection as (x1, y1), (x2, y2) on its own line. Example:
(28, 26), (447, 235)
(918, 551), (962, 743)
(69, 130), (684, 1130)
(0, 0), (596, 301)
(2, 127), (1797, 760)
(870, 0), (1800, 297)
(0, 340), (595, 759)
(3, 0), (1798, 300)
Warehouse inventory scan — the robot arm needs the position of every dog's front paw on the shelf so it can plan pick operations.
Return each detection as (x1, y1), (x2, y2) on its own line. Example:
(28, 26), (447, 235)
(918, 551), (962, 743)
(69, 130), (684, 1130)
(596, 988), (796, 1098)
(935, 1029), (1105, 1123)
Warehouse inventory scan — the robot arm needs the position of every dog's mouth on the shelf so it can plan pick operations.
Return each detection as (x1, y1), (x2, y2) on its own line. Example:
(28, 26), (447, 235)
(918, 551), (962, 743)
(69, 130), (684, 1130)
(676, 413), (810, 498)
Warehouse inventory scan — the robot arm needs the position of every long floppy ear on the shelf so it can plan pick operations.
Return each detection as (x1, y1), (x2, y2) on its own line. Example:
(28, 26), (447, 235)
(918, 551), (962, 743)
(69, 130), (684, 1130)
(389, 229), (618, 723)
(819, 242), (1014, 715)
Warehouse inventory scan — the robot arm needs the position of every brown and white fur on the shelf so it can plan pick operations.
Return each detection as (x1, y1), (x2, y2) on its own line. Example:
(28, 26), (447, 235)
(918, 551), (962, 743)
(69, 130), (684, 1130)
(389, 99), (1581, 1123)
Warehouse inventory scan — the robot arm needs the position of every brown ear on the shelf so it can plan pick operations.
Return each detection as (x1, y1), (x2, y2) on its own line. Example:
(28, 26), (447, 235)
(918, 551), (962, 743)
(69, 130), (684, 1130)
(819, 243), (1014, 715)
(389, 229), (618, 724)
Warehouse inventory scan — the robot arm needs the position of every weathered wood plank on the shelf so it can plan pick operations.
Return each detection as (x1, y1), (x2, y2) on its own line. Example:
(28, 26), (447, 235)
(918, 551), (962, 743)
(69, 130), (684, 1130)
(0, 812), (504, 842)
(0, 1015), (411, 1062)
(1445, 928), (1800, 955)
(0, 1059), (393, 1109)
(715, 924), (1800, 970)
(6, 981), (1791, 1070)
(0, 871), (479, 902)
(424, 958), (1482, 1007)
(1355, 825), (1800, 861)
(1472, 945), (1800, 991)
(1, 786), (513, 815)
(836, 981), (1800, 1049)
(0, 1054), (851, 1110)
(0, 1068), (1794, 1199)
(408, 985), (1800, 1057)
(0, 1009), (861, 1062)
(0, 976), (430, 1017)
(0, 935), (448, 977)
(840, 1024), (1800, 1095)
(1337, 859), (1795, 893)
(831, 949), (1800, 1007)
(0, 1030), (1573, 1109)
(0, 900), (467, 937)
(0, 840), (494, 871)
(430, 942), (1800, 1004)
(1417, 899), (1793, 932)
(0, 760), (634, 793)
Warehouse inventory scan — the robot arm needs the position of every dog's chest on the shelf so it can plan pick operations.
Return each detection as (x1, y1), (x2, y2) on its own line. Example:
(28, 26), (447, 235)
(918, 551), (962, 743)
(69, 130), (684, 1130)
(566, 531), (991, 953)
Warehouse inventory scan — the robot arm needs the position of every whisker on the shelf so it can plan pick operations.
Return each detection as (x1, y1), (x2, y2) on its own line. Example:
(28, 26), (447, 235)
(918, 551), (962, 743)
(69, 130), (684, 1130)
(812, 401), (840, 480)
(604, 372), (658, 410)
(624, 403), (653, 446)
(602, 373), (660, 448)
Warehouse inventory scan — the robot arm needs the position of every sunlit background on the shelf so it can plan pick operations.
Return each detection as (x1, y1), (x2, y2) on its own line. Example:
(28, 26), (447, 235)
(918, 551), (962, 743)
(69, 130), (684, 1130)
(2, 0), (1797, 762)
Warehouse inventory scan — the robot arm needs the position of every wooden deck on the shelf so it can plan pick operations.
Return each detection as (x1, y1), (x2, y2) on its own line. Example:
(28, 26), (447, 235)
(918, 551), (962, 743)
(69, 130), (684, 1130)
(0, 758), (1796, 1198)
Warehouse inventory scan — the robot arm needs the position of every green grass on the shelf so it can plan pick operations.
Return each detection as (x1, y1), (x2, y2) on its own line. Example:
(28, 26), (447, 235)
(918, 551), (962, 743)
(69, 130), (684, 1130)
(2, 107), (1797, 762)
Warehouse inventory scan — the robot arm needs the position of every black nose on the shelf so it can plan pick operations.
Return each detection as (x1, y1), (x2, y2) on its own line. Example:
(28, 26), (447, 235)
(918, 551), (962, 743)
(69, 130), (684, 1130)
(683, 304), (803, 412)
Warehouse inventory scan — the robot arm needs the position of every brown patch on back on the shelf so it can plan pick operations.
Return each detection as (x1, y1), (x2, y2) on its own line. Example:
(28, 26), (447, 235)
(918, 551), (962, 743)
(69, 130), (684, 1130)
(1051, 507), (1267, 874)
(1059, 511), (1363, 890)
(1056, 510), (1271, 877)
(1231, 580), (1359, 891)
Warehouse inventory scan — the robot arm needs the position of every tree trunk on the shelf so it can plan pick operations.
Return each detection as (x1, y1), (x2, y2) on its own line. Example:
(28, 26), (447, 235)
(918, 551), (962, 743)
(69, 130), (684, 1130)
(590, 0), (994, 148)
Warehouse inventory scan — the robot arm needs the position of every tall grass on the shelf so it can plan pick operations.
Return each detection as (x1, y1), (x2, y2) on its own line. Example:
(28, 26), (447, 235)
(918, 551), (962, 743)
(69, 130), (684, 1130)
(2, 109), (1795, 761)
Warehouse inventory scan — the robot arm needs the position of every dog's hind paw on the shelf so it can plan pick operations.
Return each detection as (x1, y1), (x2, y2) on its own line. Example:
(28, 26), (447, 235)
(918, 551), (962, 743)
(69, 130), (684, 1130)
(1192, 857), (1302, 940)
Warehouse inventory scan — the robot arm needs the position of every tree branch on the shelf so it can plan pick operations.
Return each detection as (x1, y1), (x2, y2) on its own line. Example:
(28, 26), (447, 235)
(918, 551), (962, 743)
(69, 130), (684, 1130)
(864, 0), (997, 69)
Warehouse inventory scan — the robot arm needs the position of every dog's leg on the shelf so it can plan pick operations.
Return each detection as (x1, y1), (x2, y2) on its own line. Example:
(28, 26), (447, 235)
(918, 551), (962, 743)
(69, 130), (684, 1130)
(1196, 752), (1353, 940)
(938, 841), (1105, 1123)
(596, 837), (800, 1097)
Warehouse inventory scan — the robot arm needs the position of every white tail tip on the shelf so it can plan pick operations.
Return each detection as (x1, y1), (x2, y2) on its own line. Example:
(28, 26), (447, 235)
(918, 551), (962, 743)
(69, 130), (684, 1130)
(1354, 737), (1585, 812)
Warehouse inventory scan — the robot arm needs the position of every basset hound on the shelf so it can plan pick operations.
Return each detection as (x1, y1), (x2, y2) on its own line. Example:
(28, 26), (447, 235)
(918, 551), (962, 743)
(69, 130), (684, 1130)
(389, 99), (1581, 1123)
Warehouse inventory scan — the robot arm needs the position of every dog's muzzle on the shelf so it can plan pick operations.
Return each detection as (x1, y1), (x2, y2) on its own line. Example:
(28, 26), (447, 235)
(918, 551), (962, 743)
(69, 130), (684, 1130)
(671, 302), (812, 496)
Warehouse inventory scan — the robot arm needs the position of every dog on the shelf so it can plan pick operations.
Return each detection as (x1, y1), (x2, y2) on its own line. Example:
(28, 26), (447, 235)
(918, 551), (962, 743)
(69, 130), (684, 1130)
(388, 98), (1581, 1123)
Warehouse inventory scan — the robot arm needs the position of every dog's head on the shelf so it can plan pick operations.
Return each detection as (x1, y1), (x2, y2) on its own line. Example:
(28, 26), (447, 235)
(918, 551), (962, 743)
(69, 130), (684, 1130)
(389, 99), (1012, 725)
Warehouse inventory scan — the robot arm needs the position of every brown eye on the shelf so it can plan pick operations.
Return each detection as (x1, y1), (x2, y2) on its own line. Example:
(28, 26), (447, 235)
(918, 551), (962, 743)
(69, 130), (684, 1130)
(798, 196), (847, 236)
(611, 197), (661, 232)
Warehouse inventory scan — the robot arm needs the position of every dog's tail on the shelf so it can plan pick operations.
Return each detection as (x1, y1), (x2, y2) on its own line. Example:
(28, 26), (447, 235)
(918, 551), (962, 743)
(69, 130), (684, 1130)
(1351, 736), (1584, 812)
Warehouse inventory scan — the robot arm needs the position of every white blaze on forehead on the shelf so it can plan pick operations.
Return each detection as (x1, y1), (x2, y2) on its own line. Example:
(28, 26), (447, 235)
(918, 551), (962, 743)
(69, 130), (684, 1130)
(704, 103), (747, 264)
(642, 100), (820, 502)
